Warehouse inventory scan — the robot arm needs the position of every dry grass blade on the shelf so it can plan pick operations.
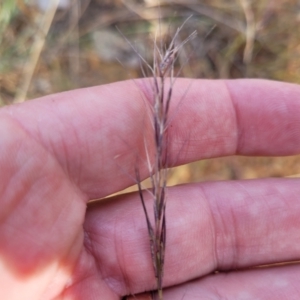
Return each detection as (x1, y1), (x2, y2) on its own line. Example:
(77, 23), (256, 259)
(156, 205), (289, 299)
(239, 0), (256, 66)
(136, 20), (196, 300)
(14, 1), (59, 103)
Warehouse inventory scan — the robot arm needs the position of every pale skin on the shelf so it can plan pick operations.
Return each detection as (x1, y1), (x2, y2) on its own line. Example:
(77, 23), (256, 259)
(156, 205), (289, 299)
(1, 78), (300, 300)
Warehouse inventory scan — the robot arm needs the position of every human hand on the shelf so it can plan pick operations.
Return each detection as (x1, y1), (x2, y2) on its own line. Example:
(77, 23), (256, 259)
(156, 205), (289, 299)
(1, 79), (300, 300)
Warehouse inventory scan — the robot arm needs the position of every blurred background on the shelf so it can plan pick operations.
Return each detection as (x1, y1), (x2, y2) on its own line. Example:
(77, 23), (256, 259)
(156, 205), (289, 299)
(1, 0), (300, 189)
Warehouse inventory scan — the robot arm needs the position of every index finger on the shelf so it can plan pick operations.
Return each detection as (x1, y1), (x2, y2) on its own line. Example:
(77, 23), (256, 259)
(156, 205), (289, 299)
(1, 79), (300, 198)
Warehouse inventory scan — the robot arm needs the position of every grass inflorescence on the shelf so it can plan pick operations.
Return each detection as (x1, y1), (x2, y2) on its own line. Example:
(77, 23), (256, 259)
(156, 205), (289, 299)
(135, 19), (196, 300)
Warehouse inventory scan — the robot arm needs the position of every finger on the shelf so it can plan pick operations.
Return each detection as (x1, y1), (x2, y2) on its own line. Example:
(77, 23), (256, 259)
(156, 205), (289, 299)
(2, 79), (300, 197)
(150, 264), (300, 300)
(0, 115), (86, 299)
(81, 178), (300, 296)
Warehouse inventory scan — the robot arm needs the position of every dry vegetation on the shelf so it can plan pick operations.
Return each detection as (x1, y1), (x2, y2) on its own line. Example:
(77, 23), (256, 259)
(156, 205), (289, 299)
(1, 0), (300, 185)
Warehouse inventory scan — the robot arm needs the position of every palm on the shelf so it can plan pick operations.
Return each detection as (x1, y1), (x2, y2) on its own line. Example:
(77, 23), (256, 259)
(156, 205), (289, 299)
(1, 79), (300, 300)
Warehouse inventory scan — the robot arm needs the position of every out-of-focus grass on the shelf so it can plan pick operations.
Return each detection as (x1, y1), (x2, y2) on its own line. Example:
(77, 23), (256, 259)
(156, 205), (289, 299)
(0, 0), (18, 104)
(1, 0), (300, 183)
(1, 1), (300, 101)
(0, 0), (17, 32)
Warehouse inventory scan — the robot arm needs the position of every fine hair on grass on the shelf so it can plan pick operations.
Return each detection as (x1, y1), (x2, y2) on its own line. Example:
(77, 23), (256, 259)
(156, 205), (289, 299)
(134, 18), (197, 300)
